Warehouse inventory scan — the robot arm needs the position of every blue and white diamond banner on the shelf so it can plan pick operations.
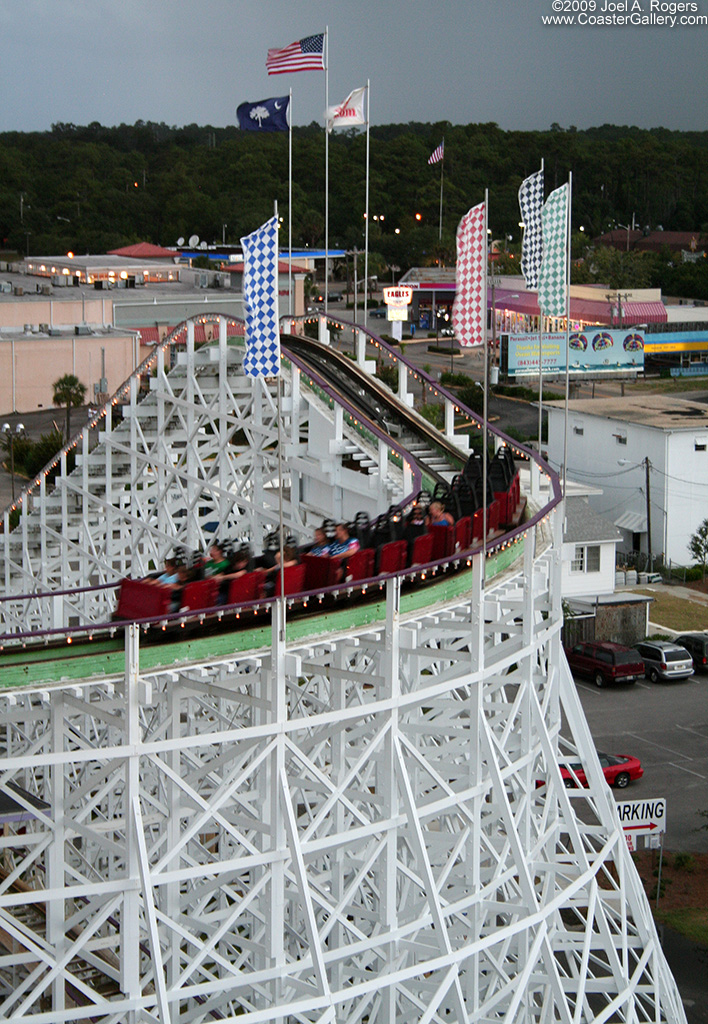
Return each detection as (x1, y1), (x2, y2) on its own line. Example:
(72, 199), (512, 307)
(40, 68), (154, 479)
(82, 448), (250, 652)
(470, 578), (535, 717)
(538, 183), (569, 318)
(241, 216), (280, 377)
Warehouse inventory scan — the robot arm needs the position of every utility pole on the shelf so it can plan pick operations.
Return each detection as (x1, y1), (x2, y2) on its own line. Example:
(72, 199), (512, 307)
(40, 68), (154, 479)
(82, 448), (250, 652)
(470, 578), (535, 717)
(645, 456), (652, 570)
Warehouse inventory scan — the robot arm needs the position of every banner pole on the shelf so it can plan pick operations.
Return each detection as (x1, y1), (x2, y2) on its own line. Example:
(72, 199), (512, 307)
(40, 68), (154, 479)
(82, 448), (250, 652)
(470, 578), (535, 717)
(364, 80), (370, 323)
(482, 189), (489, 588)
(273, 200), (286, 639)
(288, 88), (293, 316)
(439, 140), (444, 241)
(537, 158), (545, 464)
(324, 26), (329, 320)
(562, 172), (573, 502)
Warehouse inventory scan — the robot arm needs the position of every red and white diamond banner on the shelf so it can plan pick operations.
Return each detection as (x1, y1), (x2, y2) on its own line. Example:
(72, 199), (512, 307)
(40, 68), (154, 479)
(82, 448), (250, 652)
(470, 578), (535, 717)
(453, 201), (486, 347)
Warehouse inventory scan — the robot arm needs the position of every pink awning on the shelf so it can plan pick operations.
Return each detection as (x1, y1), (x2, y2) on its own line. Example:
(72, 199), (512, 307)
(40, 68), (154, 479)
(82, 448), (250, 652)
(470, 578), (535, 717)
(616, 302), (667, 324)
(492, 290), (666, 325)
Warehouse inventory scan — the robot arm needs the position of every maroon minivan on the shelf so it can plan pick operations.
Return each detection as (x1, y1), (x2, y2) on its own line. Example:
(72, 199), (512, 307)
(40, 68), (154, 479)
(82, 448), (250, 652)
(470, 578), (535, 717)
(564, 641), (645, 688)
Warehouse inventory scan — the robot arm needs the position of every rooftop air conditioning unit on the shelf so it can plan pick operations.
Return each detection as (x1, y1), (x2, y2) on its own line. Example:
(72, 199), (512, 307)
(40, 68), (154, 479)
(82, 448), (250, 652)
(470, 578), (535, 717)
(75, 325), (92, 336)
(39, 323), (49, 333)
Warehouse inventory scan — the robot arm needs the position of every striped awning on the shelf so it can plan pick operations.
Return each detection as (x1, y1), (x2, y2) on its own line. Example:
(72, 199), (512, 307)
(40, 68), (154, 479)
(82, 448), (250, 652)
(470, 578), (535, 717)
(614, 302), (667, 325)
(614, 510), (648, 533)
(492, 289), (667, 326)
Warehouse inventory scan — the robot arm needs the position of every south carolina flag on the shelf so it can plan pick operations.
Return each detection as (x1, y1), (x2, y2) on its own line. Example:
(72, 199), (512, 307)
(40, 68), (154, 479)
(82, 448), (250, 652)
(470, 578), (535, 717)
(240, 216), (280, 377)
(325, 86), (366, 131)
(452, 202), (486, 347)
(237, 96), (290, 132)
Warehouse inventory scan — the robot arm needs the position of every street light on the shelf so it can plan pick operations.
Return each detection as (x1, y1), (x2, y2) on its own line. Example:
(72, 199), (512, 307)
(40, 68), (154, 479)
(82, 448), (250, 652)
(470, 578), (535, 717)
(2, 422), (25, 502)
(613, 217), (635, 252)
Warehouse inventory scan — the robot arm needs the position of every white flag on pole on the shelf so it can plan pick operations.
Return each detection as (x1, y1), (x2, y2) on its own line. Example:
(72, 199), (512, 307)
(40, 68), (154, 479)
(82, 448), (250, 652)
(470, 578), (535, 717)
(325, 86), (366, 131)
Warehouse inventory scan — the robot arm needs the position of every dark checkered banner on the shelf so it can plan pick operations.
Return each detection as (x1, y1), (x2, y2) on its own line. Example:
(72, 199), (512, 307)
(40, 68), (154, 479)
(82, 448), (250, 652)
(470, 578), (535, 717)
(518, 167), (544, 290)
(538, 183), (569, 318)
(241, 216), (281, 377)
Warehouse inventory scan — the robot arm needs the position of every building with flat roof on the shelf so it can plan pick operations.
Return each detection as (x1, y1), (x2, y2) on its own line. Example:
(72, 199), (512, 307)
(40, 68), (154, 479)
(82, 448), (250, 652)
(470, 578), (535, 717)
(546, 394), (708, 566)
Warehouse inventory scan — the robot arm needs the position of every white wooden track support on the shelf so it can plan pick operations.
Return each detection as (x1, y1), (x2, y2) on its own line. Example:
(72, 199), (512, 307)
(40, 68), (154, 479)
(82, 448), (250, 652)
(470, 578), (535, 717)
(0, 316), (408, 635)
(0, 528), (686, 1022)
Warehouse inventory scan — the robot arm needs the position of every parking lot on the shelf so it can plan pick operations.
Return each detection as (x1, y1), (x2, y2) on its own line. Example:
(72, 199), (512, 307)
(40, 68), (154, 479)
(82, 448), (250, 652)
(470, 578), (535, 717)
(568, 667), (708, 852)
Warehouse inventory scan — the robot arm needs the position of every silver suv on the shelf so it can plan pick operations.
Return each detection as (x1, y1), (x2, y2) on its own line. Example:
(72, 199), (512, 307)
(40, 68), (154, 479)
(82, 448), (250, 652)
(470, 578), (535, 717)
(633, 640), (694, 682)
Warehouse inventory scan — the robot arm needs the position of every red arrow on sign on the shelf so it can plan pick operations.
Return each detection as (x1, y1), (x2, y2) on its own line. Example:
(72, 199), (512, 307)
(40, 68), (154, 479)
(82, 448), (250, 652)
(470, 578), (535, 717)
(623, 822), (658, 832)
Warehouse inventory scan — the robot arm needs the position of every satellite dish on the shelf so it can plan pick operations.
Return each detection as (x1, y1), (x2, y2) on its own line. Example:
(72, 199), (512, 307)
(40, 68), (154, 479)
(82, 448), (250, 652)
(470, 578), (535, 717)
(199, 240), (208, 250)
(176, 236), (185, 246)
(188, 234), (199, 248)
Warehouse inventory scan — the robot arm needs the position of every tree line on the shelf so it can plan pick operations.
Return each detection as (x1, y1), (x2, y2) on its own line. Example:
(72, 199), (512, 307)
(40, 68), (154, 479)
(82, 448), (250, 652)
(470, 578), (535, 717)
(2, 119), (708, 295)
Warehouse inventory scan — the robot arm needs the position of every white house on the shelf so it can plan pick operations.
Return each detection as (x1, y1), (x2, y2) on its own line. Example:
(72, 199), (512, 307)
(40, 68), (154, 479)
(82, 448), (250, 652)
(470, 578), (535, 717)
(546, 394), (708, 566)
(562, 496), (621, 599)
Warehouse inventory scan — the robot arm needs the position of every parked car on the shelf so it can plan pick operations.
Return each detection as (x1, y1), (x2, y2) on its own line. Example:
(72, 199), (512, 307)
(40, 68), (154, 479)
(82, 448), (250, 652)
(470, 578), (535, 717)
(675, 632), (708, 673)
(560, 752), (643, 790)
(370, 307), (387, 318)
(564, 641), (645, 688)
(633, 640), (694, 682)
(440, 326), (454, 337)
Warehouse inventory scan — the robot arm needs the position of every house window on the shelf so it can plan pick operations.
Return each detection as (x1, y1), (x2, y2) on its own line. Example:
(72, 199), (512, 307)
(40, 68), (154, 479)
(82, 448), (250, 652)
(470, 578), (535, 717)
(615, 432), (627, 445)
(573, 424), (584, 436)
(571, 544), (601, 573)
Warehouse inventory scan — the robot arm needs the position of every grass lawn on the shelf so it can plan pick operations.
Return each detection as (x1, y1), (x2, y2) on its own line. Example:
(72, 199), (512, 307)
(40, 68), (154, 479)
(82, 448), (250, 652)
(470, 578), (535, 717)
(634, 587), (708, 632)
(629, 375), (708, 394)
(633, 851), (708, 948)
(655, 906), (708, 946)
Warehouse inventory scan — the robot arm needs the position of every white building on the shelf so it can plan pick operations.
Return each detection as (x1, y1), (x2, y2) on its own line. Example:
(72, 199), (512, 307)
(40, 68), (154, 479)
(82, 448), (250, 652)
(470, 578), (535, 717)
(562, 496), (621, 599)
(546, 394), (708, 565)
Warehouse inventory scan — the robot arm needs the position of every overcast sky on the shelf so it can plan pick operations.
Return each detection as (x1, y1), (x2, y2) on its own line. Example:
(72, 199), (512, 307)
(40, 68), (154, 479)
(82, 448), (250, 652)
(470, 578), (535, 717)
(2, 0), (706, 133)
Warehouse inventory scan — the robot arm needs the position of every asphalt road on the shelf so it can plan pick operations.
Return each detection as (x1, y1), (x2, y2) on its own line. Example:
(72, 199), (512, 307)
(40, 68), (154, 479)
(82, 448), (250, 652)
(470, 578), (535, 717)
(569, 667), (708, 853)
(0, 408), (70, 513)
(568, 664), (708, 1023)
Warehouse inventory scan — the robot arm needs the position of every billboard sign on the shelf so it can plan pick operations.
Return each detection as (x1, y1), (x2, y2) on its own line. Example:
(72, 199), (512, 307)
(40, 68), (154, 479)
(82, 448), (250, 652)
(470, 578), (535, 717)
(503, 328), (645, 377)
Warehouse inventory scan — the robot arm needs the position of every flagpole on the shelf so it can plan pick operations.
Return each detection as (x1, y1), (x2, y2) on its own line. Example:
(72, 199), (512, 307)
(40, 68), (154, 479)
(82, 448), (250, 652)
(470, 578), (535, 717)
(482, 188), (489, 587)
(273, 201), (286, 621)
(562, 172), (572, 504)
(324, 25), (329, 320)
(363, 80), (370, 322)
(288, 88), (293, 316)
(537, 157), (545, 467)
(438, 139), (444, 242)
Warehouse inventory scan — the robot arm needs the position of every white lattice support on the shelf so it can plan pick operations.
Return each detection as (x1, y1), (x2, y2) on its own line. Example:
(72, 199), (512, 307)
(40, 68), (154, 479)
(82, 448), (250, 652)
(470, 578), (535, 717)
(0, 536), (689, 1021)
(122, 625), (142, 1012)
(47, 692), (66, 1016)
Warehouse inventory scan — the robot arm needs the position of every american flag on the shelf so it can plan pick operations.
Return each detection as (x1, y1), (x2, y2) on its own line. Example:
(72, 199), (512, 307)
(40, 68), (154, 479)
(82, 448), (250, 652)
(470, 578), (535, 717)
(266, 34), (325, 74)
(428, 140), (444, 165)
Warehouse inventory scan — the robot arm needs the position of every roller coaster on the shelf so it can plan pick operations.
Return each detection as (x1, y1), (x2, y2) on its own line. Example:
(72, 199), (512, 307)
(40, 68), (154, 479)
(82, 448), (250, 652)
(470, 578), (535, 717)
(0, 313), (687, 1023)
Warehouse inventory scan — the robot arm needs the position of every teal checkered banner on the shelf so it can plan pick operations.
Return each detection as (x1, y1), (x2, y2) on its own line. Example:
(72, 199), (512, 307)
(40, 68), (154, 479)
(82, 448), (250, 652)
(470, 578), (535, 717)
(537, 183), (568, 318)
(240, 216), (281, 377)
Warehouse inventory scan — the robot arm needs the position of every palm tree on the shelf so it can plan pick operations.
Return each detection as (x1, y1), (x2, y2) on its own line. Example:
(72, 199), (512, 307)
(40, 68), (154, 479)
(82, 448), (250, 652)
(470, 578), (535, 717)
(52, 374), (87, 440)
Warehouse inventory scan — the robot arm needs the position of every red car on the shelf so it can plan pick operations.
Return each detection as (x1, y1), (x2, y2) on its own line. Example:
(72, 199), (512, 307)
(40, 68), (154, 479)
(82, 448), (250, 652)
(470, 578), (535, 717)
(564, 641), (645, 688)
(560, 752), (643, 790)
